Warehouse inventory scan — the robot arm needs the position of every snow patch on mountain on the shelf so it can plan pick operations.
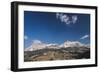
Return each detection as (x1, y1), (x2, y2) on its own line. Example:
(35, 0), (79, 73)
(63, 41), (84, 48)
(25, 40), (89, 51)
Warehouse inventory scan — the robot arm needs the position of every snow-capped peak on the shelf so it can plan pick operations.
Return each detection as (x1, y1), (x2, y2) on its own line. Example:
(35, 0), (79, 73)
(63, 40), (84, 48)
(32, 40), (42, 44)
(25, 40), (89, 51)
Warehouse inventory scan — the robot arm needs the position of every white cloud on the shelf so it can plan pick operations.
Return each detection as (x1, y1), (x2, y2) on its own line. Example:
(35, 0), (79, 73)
(72, 15), (78, 24)
(25, 40), (89, 51)
(33, 40), (42, 44)
(56, 13), (60, 19)
(56, 13), (78, 26)
(80, 35), (89, 40)
(64, 40), (84, 47)
(24, 35), (28, 40)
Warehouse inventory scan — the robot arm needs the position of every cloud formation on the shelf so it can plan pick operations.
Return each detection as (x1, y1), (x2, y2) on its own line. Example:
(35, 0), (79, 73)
(24, 35), (28, 40)
(80, 35), (89, 40)
(33, 40), (42, 44)
(25, 40), (89, 51)
(56, 13), (78, 25)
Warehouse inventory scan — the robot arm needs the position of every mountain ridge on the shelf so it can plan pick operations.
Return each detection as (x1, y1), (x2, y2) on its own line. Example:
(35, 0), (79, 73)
(25, 40), (89, 51)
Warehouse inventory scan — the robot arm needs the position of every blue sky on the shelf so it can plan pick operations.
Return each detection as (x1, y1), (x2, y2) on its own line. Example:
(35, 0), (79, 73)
(24, 11), (90, 48)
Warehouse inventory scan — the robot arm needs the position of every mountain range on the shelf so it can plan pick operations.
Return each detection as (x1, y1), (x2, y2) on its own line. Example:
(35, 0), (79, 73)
(25, 40), (89, 51)
(24, 40), (90, 62)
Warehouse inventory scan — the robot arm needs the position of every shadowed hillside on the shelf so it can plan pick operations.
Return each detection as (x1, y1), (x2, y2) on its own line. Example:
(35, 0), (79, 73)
(24, 47), (90, 62)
